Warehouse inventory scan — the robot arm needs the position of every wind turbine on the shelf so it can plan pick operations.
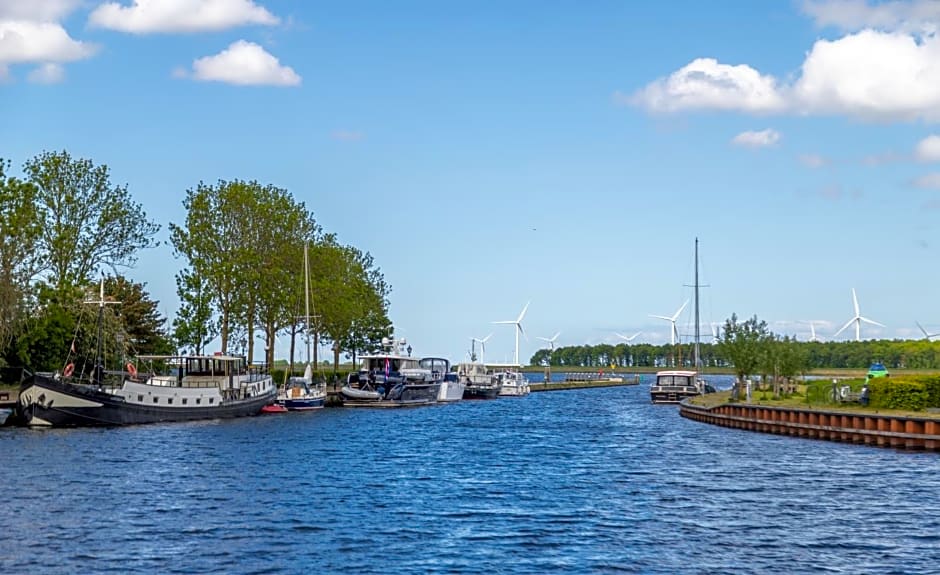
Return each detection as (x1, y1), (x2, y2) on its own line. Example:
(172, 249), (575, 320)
(833, 288), (884, 342)
(537, 331), (561, 350)
(808, 321), (822, 343)
(710, 323), (722, 343)
(493, 301), (529, 366)
(649, 300), (689, 346)
(614, 331), (641, 343)
(916, 321), (940, 341)
(471, 333), (493, 364)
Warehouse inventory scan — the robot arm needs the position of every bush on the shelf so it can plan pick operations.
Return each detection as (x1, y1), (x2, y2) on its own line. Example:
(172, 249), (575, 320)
(869, 375), (940, 411)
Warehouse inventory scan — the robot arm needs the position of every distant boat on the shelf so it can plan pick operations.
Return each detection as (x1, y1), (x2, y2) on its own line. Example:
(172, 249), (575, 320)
(341, 338), (440, 406)
(496, 370), (530, 397)
(456, 362), (501, 399)
(651, 238), (717, 404)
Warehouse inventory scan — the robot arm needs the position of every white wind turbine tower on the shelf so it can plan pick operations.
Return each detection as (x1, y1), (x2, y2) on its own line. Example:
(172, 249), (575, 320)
(537, 331), (561, 350)
(833, 288), (885, 342)
(710, 323), (721, 343)
(649, 300), (689, 346)
(808, 321), (822, 342)
(916, 322), (940, 341)
(614, 331), (641, 343)
(472, 333), (493, 364)
(493, 301), (529, 366)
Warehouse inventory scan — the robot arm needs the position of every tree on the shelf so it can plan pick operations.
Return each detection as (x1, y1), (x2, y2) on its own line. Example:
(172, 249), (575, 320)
(0, 158), (42, 357)
(172, 268), (218, 355)
(170, 180), (252, 355)
(105, 275), (172, 357)
(24, 150), (160, 292)
(718, 313), (770, 400)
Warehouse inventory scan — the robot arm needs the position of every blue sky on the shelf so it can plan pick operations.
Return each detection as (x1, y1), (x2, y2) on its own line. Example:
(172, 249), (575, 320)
(4, 0), (940, 364)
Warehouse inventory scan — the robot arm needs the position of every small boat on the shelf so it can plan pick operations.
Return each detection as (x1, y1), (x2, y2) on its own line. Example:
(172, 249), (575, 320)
(455, 362), (501, 399)
(341, 338), (440, 407)
(274, 241), (327, 411)
(650, 370), (715, 404)
(650, 238), (717, 404)
(420, 357), (463, 402)
(261, 403), (289, 414)
(496, 370), (530, 397)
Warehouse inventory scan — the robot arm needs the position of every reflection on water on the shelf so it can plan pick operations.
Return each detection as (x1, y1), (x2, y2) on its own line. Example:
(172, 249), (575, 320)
(2, 381), (938, 574)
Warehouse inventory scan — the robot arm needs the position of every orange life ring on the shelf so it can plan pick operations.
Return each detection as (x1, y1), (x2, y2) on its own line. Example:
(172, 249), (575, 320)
(63, 363), (74, 377)
(126, 362), (137, 377)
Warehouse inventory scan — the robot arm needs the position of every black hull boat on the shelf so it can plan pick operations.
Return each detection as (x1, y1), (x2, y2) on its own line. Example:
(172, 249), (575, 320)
(14, 355), (276, 427)
(462, 385), (500, 400)
(341, 338), (441, 407)
(341, 380), (440, 407)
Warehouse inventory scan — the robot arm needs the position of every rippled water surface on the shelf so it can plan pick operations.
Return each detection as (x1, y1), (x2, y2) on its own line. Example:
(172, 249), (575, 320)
(3, 378), (940, 574)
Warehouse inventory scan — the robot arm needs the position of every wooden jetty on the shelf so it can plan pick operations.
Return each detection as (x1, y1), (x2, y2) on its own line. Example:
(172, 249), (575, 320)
(529, 374), (640, 392)
(679, 401), (940, 451)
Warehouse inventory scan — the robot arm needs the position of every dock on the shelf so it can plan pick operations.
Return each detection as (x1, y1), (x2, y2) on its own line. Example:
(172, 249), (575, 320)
(529, 374), (640, 392)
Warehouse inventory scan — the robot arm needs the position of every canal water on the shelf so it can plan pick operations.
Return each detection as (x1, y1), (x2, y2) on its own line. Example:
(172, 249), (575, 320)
(2, 376), (939, 574)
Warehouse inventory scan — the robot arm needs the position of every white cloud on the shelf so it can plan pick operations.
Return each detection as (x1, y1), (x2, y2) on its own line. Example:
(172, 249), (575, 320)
(915, 135), (940, 162)
(187, 40), (300, 86)
(89, 0), (279, 34)
(0, 19), (96, 64)
(27, 62), (63, 83)
(731, 129), (780, 148)
(802, 0), (940, 33)
(632, 29), (940, 122)
(913, 173), (940, 189)
(0, 0), (81, 21)
(799, 153), (829, 168)
(792, 30), (940, 121)
(629, 58), (786, 113)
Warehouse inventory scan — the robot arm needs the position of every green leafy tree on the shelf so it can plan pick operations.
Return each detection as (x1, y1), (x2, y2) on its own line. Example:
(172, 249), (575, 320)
(170, 179), (253, 355)
(172, 268), (218, 355)
(105, 275), (172, 357)
(0, 158), (42, 359)
(24, 150), (160, 292)
(718, 313), (770, 400)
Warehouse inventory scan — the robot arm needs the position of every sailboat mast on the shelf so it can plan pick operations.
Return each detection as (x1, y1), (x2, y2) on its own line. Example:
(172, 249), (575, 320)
(693, 237), (701, 369)
(95, 278), (105, 385)
(304, 242), (311, 365)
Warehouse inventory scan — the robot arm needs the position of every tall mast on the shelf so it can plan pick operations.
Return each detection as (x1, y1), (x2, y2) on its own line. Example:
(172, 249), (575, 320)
(693, 237), (701, 370)
(85, 276), (120, 386)
(304, 242), (311, 367)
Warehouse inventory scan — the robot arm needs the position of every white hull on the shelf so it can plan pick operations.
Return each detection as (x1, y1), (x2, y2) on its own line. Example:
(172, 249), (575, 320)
(437, 379), (466, 402)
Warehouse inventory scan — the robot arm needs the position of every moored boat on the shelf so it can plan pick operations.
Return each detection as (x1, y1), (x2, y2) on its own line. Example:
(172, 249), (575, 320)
(456, 362), (501, 399)
(496, 370), (530, 397)
(650, 238), (717, 404)
(421, 357), (463, 402)
(16, 354), (276, 427)
(341, 338), (440, 407)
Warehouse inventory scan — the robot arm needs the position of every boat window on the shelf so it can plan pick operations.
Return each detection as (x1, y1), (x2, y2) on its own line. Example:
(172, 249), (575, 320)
(138, 395), (143, 402)
(167, 398), (173, 404)
(209, 398), (214, 404)
(153, 397), (159, 403)
(182, 398), (188, 405)
(196, 398), (201, 405)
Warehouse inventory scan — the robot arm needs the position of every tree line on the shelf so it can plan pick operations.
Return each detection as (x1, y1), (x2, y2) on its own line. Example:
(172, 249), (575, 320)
(0, 151), (392, 380)
(530, 313), (940, 374)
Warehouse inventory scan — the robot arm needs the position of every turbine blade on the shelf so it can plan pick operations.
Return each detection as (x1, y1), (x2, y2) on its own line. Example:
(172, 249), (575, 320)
(551, 332), (560, 341)
(859, 317), (885, 328)
(649, 314), (672, 321)
(834, 318), (854, 337)
(493, 320), (514, 325)
(917, 321), (929, 337)
(482, 333), (493, 343)
(672, 299), (690, 320)
(852, 288), (860, 316)
(517, 301), (530, 323)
